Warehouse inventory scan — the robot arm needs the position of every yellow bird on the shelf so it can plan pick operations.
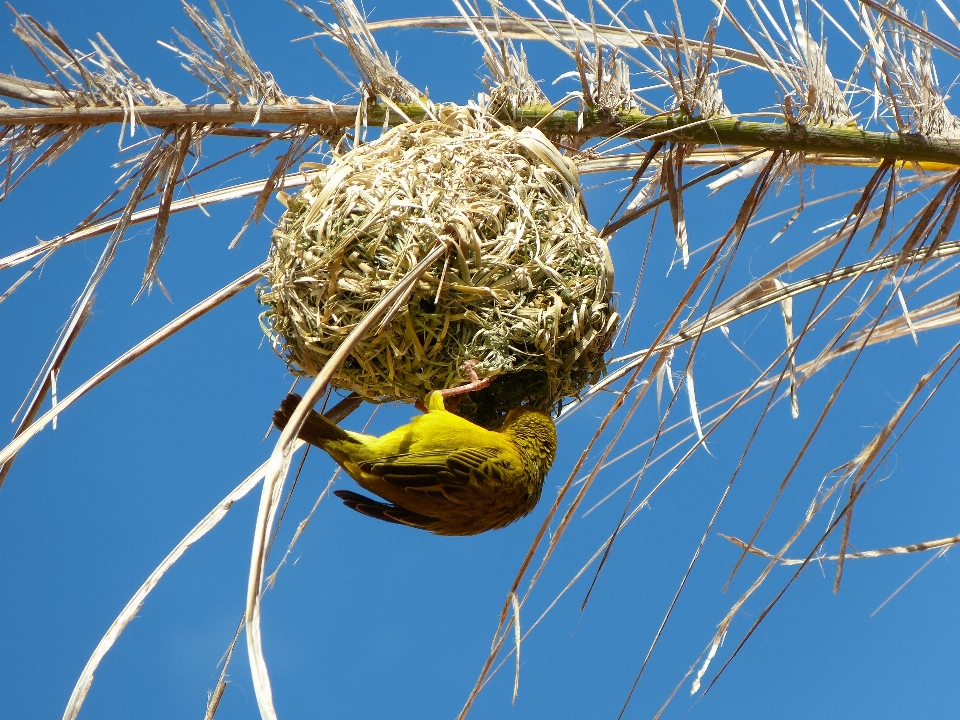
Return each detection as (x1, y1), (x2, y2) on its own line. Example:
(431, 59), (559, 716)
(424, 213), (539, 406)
(272, 391), (557, 536)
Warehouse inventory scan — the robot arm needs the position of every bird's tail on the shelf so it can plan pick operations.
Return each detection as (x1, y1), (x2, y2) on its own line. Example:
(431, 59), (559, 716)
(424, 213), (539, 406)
(273, 393), (357, 446)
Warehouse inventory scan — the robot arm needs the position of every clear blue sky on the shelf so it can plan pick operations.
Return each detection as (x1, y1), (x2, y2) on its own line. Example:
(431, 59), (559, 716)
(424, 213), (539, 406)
(2, 2), (959, 719)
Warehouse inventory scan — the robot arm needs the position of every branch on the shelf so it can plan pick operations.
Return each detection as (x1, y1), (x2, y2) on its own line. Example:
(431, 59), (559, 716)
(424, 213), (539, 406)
(4, 98), (960, 166)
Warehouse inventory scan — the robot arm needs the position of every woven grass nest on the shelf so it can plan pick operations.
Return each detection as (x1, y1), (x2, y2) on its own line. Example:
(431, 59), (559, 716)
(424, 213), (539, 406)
(260, 110), (617, 427)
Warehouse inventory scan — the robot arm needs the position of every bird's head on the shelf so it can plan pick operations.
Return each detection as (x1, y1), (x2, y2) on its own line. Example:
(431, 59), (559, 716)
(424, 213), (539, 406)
(501, 406), (558, 469)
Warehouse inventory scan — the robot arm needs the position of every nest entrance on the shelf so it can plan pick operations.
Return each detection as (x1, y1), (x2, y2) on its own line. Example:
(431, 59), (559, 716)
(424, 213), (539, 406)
(260, 111), (617, 426)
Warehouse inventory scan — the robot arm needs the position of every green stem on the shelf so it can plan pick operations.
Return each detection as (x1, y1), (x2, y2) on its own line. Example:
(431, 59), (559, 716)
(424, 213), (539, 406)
(3, 94), (959, 167)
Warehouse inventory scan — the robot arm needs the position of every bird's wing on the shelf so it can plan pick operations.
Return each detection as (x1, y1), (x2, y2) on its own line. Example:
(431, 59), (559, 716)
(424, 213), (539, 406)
(333, 490), (439, 530)
(358, 447), (507, 491)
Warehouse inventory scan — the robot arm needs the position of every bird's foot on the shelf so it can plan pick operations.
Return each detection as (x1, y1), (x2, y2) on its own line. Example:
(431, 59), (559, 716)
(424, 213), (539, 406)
(416, 360), (492, 412)
(440, 360), (492, 399)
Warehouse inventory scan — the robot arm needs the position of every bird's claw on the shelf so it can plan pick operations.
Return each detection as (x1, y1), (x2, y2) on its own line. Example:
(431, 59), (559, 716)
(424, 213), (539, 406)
(416, 360), (492, 412)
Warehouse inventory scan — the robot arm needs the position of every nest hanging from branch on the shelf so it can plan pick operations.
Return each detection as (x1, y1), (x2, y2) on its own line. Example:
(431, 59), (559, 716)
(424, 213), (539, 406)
(260, 109), (617, 426)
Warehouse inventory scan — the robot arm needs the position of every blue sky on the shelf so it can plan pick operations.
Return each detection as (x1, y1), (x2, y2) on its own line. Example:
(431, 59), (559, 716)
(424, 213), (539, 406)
(2, 1), (960, 719)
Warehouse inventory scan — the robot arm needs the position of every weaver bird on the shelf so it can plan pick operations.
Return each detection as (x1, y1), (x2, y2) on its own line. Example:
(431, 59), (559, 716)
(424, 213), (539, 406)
(273, 391), (557, 535)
